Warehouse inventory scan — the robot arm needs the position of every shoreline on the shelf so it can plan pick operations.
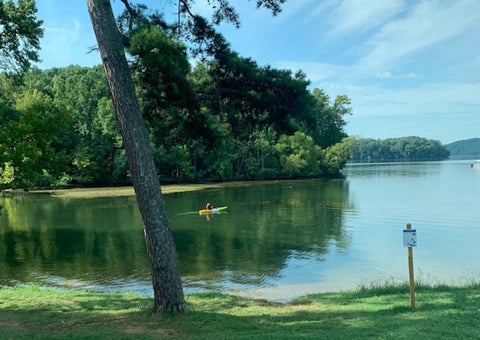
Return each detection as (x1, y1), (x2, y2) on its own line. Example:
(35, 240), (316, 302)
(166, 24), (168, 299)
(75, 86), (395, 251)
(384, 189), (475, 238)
(14, 178), (334, 199)
(28, 183), (220, 198)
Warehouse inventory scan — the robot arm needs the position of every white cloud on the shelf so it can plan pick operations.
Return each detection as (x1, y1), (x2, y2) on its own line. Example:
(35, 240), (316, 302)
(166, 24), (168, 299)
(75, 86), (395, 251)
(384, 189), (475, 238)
(340, 80), (480, 142)
(376, 71), (393, 79)
(246, 0), (319, 21)
(345, 81), (480, 118)
(42, 19), (80, 51)
(355, 0), (480, 73)
(38, 19), (99, 68)
(327, 0), (406, 36)
(282, 0), (319, 14)
(376, 71), (417, 79)
(273, 61), (346, 82)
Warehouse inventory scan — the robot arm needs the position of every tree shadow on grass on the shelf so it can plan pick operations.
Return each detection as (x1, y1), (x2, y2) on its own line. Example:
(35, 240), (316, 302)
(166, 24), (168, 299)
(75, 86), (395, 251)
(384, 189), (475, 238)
(185, 284), (480, 339)
(1, 284), (479, 339)
(0, 288), (172, 339)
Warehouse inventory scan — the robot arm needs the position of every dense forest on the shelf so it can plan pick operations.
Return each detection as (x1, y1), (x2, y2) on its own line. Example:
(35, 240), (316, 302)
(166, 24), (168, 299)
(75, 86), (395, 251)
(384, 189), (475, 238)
(445, 138), (480, 159)
(0, 8), (354, 190)
(350, 137), (450, 162)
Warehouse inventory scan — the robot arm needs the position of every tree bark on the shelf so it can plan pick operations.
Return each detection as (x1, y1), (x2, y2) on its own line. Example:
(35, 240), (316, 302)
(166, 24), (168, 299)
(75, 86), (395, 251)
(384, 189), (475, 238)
(87, 0), (186, 312)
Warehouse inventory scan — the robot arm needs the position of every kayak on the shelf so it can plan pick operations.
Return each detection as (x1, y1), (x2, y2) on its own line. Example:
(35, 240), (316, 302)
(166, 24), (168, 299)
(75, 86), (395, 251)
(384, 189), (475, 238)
(199, 206), (228, 215)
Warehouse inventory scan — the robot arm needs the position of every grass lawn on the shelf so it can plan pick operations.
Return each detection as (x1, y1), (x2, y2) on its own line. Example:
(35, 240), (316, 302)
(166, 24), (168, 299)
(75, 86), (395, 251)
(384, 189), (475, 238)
(0, 283), (479, 339)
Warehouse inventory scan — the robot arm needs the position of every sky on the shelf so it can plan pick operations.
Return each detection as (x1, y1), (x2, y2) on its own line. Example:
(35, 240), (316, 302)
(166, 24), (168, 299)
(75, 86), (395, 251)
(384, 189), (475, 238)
(34, 0), (480, 144)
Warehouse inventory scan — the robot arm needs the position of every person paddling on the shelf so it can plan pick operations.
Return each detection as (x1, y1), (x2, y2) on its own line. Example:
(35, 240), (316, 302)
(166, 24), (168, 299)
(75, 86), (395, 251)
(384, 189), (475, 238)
(204, 203), (214, 221)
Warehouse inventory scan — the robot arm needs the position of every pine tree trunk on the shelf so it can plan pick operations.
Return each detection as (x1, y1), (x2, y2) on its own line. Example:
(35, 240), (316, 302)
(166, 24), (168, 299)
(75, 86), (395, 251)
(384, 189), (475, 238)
(87, 0), (186, 313)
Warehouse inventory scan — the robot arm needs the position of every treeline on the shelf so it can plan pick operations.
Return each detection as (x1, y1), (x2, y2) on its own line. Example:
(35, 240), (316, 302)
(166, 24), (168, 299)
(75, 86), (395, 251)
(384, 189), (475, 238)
(0, 15), (353, 190)
(351, 137), (450, 162)
(445, 138), (480, 159)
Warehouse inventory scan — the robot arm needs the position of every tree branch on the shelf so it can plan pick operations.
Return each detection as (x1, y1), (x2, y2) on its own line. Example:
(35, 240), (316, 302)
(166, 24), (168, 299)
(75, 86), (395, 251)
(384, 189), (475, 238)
(178, 0), (196, 18)
(120, 0), (137, 30)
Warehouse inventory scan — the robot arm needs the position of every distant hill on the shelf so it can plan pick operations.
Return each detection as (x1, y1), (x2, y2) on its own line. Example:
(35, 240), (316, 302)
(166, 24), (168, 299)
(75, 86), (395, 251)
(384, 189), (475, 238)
(445, 138), (480, 159)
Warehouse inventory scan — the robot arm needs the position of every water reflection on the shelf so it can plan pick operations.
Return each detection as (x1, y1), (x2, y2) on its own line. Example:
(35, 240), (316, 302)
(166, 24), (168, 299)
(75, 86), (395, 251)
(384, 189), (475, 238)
(0, 195), (150, 288)
(169, 180), (353, 287)
(344, 161), (435, 177)
(0, 179), (352, 295)
(3, 162), (479, 300)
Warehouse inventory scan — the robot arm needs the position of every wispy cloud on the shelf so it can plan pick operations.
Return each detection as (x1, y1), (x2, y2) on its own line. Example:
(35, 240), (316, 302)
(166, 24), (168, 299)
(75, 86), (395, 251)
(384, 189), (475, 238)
(325, 0), (406, 36)
(355, 0), (480, 73)
(339, 81), (480, 118)
(375, 71), (417, 79)
(269, 1), (480, 83)
(39, 19), (99, 68)
(273, 61), (346, 82)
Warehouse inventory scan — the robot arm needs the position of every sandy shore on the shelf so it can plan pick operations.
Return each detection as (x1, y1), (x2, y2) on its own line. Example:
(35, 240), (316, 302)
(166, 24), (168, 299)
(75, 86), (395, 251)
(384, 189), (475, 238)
(28, 183), (223, 198)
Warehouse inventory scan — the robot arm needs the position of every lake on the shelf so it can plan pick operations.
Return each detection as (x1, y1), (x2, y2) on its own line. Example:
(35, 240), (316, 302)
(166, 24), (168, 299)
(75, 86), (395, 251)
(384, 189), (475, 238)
(1, 160), (479, 301)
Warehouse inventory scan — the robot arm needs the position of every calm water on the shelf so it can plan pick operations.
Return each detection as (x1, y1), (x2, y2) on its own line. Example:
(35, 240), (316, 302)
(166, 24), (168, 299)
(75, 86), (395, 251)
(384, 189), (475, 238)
(1, 160), (479, 301)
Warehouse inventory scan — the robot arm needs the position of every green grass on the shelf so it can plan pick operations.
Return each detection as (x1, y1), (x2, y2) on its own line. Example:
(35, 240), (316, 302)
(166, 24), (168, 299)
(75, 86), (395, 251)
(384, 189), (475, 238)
(0, 284), (479, 339)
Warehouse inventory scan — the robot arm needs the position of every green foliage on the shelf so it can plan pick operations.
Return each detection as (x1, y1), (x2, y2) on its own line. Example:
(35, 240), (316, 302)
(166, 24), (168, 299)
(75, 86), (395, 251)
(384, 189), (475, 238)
(23, 65), (126, 185)
(127, 23), (195, 115)
(351, 136), (450, 162)
(191, 43), (353, 179)
(274, 132), (323, 177)
(0, 161), (14, 186)
(323, 137), (355, 175)
(0, 56), (353, 188)
(202, 49), (313, 140)
(0, 0), (43, 73)
(0, 8), (354, 189)
(304, 89), (351, 148)
(0, 89), (68, 189)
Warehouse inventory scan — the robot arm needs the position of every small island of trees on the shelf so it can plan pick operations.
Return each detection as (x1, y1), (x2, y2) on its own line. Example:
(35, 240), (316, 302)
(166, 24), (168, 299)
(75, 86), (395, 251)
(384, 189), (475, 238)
(350, 137), (450, 162)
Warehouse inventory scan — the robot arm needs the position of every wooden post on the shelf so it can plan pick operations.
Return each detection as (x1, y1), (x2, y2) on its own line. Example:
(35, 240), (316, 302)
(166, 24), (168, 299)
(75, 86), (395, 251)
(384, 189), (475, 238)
(406, 223), (416, 309)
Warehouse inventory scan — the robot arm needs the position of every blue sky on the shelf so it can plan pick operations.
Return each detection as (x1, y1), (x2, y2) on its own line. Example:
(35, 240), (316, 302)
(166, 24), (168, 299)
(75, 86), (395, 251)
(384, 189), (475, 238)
(35, 0), (480, 144)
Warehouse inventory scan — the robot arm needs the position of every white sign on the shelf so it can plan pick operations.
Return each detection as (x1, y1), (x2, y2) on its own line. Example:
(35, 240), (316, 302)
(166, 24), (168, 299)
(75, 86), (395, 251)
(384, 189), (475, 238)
(403, 229), (417, 247)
